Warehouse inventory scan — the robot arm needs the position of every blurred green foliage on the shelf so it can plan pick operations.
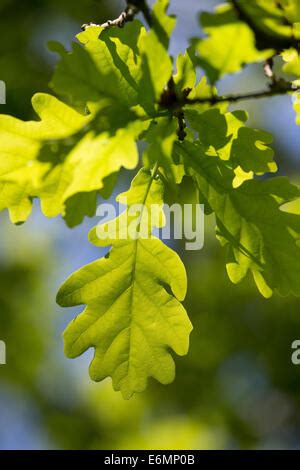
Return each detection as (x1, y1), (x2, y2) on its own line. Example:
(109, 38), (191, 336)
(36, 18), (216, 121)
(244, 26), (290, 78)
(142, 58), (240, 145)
(1, 219), (300, 449)
(0, 0), (119, 118)
(1, 0), (300, 450)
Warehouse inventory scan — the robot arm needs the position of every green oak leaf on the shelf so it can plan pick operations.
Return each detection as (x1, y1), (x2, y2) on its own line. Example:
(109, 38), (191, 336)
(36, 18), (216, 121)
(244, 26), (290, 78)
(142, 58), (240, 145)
(50, 22), (145, 108)
(151, 0), (176, 48)
(232, 0), (300, 48)
(173, 50), (196, 94)
(0, 93), (88, 223)
(185, 108), (276, 175)
(50, 7), (174, 115)
(282, 48), (300, 77)
(177, 140), (300, 298)
(0, 93), (142, 224)
(186, 108), (237, 156)
(0, 3), (176, 226)
(231, 127), (276, 175)
(279, 0), (300, 23)
(187, 76), (218, 103)
(62, 174), (118, 228)
(0, 180), (33, 224)
(174, 51), (222, 113)
(281, 47), (300, 125)
(143, 118), (184, 186)
(138, 1), (174, 113)
(37, 121), (142, 219)
(63, 192), (98, 228)
(192, 4), (273, 83)
(57, 168), (192, 398)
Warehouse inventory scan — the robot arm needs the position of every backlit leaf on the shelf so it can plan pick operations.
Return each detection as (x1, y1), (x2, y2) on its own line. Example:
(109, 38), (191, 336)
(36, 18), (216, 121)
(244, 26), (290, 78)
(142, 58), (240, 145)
(57, 169), (192, 398)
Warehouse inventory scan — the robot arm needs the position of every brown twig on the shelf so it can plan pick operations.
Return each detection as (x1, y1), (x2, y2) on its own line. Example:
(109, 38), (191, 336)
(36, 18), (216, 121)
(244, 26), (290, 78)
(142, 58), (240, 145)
(184, 82), (300, 106)
(174, 111), (187, 141)
(159, 77), (299, 141)
(82, 0), (152, 31)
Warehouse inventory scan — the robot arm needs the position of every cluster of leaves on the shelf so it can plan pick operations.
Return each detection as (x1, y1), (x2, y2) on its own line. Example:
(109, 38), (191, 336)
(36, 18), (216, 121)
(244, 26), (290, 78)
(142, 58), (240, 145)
(0, 0), (300, 398)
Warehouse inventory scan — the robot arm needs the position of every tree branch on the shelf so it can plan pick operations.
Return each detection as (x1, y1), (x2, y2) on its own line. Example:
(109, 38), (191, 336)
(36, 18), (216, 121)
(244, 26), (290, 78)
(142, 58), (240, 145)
(174, 111), (187, 141)
(131, 0), (152, 27)
(183, 82), (300, 106)
(82, 0), (151, 31)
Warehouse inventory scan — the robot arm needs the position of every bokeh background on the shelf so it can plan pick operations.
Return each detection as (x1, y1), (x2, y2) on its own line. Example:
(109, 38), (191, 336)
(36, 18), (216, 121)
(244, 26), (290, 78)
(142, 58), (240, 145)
(1, 0), (300, 450)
